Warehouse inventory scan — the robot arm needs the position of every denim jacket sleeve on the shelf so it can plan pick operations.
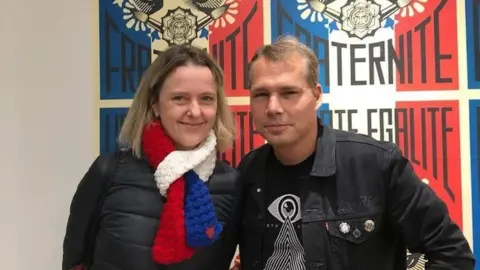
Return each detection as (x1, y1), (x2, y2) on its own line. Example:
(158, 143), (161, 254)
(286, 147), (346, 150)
(386, 146), (475, 269)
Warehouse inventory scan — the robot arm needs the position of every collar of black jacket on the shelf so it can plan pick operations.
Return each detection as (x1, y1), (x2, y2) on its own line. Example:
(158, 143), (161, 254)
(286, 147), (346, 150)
(310, 117), (336, 177)
(253, 117), (336, 178)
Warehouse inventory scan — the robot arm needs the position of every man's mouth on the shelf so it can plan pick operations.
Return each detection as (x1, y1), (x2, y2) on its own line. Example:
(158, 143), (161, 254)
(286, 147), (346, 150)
(265, 124), (289, 128)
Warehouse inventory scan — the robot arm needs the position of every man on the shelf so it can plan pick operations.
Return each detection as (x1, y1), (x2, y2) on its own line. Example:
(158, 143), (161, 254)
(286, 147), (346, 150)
(222, 35), (475, 270)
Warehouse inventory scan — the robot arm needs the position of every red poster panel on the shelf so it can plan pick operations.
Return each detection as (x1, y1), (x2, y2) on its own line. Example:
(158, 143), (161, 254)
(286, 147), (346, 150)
(218, 105), (266, 168)
(394, 0), (458, 91)
(208, 0), (264, 97)
(395, 101), (462, 228)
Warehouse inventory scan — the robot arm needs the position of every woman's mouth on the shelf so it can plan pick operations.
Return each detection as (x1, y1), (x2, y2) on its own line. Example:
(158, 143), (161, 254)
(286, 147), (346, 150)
(179, 122), (204, 127)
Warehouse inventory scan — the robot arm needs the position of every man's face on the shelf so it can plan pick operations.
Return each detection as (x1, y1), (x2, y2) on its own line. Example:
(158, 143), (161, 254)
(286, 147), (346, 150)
(249, 53), (321, 147)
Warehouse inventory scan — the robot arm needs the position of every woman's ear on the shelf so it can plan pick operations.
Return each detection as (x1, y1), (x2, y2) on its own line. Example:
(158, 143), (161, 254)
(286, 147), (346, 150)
(151, 104), (159, 118)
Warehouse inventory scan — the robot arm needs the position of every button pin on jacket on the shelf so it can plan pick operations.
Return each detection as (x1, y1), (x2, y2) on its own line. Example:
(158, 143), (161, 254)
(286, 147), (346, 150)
(364, 220), (375, 232)
(352, 228), (361, 238)
(339, 222), (350, 234)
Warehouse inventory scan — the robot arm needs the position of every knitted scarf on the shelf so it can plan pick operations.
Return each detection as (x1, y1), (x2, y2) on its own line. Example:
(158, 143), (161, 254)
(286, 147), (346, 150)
(141, 120), (222, 265)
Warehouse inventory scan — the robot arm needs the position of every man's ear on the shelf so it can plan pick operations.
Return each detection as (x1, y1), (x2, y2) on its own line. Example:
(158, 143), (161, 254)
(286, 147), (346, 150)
(313, 82), (322, 101)
(314, 83), (323, 111)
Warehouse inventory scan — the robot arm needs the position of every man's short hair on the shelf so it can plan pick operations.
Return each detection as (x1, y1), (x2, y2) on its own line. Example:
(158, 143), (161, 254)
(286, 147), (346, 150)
(249, 35), (319, 87)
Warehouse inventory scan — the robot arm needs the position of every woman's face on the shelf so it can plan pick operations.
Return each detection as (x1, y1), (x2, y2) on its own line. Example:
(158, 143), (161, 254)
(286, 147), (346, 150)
(153, 65), (218, 150)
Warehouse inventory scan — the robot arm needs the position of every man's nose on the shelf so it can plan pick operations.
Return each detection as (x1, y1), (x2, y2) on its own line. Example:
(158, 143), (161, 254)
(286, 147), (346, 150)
(266, 95), (283, 115)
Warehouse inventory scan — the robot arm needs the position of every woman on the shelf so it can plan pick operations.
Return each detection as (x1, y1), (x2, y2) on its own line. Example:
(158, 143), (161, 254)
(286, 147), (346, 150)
(62, 44), (238, 270)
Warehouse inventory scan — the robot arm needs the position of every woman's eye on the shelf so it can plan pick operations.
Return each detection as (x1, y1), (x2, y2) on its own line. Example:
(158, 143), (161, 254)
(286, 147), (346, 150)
(202, 96), (214, 101)
(172, 96), (185, 101)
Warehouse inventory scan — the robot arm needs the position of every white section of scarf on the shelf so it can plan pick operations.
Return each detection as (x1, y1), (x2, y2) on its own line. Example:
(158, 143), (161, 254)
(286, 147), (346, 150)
(154, 130), (217, 197)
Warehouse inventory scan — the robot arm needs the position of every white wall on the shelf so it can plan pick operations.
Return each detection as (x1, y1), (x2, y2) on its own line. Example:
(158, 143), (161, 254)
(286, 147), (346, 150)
(0, 0), (94, 269)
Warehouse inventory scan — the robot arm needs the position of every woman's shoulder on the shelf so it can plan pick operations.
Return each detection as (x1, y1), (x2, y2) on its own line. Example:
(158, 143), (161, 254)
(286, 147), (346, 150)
(92, 149), (148, 176)
(213, 159), (238, 174)
(208, 160), (239, 195)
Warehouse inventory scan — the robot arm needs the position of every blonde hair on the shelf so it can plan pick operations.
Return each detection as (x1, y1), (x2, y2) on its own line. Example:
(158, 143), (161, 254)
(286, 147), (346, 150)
(249, 35), (319, 87)
(118, 45), (236, 158)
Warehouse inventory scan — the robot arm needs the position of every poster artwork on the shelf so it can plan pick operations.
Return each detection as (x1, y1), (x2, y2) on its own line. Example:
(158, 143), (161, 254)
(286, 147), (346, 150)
(469, 101), (480, 263)
(208, 0), (264, 97)
(100, 108), (129, 154)
(96, 0), (475, 269)
(271, 0), (458, 92)
(99, 0), (264, 165)
(318, 101), (462, 227)
(394, 101), (462, 228)
(270, 0), (461, 269)
(218, 105), (266, 168)
(99, 0), (262, 99)
(466, 0), (480, 89)
(99, 0), (152, 100)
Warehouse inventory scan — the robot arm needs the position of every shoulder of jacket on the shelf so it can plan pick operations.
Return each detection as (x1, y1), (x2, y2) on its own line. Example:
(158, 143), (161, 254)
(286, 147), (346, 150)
(333, 129), (397, 153)
(237, 144), (270, 171)
(91, 149), (131, 176)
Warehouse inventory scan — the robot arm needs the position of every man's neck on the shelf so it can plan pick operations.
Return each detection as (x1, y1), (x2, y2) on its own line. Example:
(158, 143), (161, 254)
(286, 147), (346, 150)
(273, 126), (318, 166)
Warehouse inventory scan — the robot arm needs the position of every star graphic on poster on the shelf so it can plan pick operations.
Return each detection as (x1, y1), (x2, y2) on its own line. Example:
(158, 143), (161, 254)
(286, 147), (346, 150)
(113, 0), (124, 8)
(383, 17), (395, 29)
(328, 21), (339, 33)
(199, 28), (209, 39)
(151, 30), (161, 41)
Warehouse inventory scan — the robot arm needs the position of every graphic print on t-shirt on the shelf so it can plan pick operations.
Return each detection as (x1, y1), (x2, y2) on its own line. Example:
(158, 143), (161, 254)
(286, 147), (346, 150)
(264, 194), (306, 270)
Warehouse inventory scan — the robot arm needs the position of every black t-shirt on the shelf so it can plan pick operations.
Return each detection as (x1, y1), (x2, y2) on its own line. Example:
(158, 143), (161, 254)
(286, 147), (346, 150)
(261, 151), (315, 270)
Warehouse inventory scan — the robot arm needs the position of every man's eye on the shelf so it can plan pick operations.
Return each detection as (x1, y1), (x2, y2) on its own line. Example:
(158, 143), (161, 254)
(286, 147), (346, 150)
(253, 93), (268, 98)
(284, 91), (297, 95)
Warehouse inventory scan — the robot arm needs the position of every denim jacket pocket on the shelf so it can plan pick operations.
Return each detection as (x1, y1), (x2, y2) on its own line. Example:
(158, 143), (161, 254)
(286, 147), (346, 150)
(326, 213), (382, 243)
(325, 213), (384, 269)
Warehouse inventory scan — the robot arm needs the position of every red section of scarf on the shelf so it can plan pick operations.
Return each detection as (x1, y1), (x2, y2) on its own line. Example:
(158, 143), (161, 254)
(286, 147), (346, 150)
(142, 120), (195, 264)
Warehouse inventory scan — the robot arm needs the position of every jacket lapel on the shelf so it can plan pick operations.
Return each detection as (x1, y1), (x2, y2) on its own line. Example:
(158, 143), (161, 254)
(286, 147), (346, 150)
(243, 145), (271, 219)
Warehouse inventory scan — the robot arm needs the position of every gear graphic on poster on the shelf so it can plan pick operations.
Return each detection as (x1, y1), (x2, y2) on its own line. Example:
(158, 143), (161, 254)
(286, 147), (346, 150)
(296, 0), (424, 39)
(161, 7), (198, 45)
